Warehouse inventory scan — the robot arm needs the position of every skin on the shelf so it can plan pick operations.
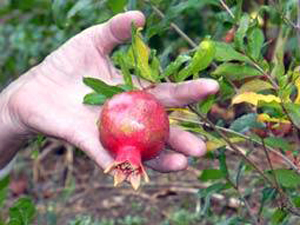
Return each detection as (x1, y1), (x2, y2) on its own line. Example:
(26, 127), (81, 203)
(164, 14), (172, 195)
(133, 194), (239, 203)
(0, 11), (219, 173)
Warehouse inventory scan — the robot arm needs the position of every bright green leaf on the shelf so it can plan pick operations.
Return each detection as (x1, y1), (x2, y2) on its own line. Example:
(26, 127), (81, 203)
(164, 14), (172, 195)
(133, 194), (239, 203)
(198, 95), (215, 114)
(271, 208), (288, 225)
(162, 55), (191, 78)
(214, 42), (251, 63)
(284, 103), (300, 129)
(247, 28), (264, 61)
(218, 148), (228, 176)
(83, 93), (107, 105)
(264, 137), (291, 151)
(107, 0), (127, 14)
(234, 14), (249, 51)
(212, 63), (262, 80)
(83, 77), (124, 98)
(8, 197), (36, 225)
(199, 169), (225, 181)
(114, 52), (134, 88)
(0, 176), (10, 207)
(150, 49), (161, 81)
(176, 39), (215, 81)
(270, 169), (300, 188)
(292, 196), (300, 207)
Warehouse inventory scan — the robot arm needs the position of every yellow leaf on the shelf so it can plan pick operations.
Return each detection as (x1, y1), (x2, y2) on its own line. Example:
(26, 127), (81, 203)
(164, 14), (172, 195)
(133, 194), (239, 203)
(232, 92), (281, 106)
(257, 113), (290, 124)
(206, 137), (244, 152)
(294, 78), (300, 104)
(132, 28), (155, 82)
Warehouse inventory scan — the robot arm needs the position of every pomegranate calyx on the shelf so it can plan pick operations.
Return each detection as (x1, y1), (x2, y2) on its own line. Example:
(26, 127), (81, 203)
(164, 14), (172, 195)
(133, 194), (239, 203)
(104, 161), (149, 190)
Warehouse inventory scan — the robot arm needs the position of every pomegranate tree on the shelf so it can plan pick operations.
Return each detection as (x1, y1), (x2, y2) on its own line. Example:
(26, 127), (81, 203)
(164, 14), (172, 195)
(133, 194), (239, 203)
(99, 90), (169, 190)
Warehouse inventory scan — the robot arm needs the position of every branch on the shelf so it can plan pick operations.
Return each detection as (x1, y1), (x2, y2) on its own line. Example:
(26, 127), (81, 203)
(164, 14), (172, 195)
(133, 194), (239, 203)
(219, 0), (235, 19)
(170, 116), (300, 175)
(187, 105), (275, 185)
(144, 0), (197, 48)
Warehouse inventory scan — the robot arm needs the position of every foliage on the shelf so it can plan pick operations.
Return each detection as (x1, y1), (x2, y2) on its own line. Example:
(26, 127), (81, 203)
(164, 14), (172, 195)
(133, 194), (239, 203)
(2, 0), (300, 224)
(0, 176), (36, 225)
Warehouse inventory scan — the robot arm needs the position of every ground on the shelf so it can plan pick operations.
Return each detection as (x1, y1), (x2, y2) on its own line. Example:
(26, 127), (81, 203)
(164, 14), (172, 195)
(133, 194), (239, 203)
(1, 136), (292, 225)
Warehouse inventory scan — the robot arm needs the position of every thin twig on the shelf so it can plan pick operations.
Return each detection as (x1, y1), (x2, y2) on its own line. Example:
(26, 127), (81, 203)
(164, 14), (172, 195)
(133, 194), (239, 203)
(224, 169), (259, 224)
(251, 61), (280, 90)
(170, 116), (300, 175)
(144, 0), (197, 48)
(269, 0), (299, 29)
(261, 138), (282, 206)
(187, 105), (274, 185)
(219, 0), (235, 19)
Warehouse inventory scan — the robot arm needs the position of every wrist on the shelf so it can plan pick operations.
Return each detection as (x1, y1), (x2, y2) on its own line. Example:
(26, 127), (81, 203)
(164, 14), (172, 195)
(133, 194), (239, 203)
(0, 76), (34, 168)
(0, 86), (30, 139)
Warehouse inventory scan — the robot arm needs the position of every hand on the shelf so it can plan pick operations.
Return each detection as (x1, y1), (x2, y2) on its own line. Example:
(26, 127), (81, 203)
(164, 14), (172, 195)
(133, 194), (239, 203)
(3, 11), (219, 172)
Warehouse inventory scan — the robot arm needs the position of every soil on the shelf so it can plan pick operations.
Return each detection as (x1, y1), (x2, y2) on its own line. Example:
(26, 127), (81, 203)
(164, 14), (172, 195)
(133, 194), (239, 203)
(1, 136), (292, 225)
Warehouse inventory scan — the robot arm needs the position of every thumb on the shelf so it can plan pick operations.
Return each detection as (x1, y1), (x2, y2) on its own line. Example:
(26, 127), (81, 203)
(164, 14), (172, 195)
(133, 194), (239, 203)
(90, 11), (145, 55)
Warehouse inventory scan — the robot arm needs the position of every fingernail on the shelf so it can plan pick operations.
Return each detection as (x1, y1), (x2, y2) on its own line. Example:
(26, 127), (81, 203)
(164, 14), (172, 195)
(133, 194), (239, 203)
(201, 79), (219, 94)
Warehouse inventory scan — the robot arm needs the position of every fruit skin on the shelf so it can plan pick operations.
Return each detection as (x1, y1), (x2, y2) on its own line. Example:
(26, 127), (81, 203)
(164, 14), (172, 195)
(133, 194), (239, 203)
(99, 90), (169, 190)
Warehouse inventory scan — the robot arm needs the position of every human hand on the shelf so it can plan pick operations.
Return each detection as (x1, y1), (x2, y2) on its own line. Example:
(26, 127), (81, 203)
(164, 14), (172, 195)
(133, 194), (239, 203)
(2, 11), (219, 172)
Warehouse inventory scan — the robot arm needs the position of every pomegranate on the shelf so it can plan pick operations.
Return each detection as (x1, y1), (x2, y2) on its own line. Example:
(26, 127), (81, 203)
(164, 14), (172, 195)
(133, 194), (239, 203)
(99, 90), (170, 190)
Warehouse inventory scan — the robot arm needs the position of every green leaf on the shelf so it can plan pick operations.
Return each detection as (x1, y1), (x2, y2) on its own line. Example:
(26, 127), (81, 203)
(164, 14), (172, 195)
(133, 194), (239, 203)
(257, 101), (284, 118)
(198, 95), (215, 114)
(264, 137), (291, 151)
(284, 103), (300, 129)
(162, 55), (191, 78)
(199, 169), (225, 181)
(107, 0), (127, 14)
(234, 14), (249, 51)
(271, 28), (289, 85)
(214, 42), (251, 63)
(219, 77), (235, 100)
(150, 49), (161, 81)
(270, 169), (300, 188)
(198, 182), (231, 215)
(176, 39), (215, 81)
(218, 148), (228, 176)
(229, 113), (265, 133)
(247, 28), (264, 61)
(239, 79), (273, 93)
(83, 93), (107, 105)
(212, 63), (262, 80)
(131, 27), (158, 82)
(261, 187), (277, 204)
(8, 197), (36, 225)
(114, 52), (134, 88)
(0, 176), (10, 207)
(258, 187), (277, 216)
(271, 208), (288, 225)
(292, 196), (300, 207)
(83, 77), (124, 98)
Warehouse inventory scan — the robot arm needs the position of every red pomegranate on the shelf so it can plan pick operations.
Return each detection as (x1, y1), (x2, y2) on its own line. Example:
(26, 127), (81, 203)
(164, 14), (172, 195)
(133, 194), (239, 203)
(99, 90), (170, 190)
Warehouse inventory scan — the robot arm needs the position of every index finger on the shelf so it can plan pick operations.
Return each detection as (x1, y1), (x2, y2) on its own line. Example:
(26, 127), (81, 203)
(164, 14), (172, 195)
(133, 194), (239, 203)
(148, 79), (219, 107)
